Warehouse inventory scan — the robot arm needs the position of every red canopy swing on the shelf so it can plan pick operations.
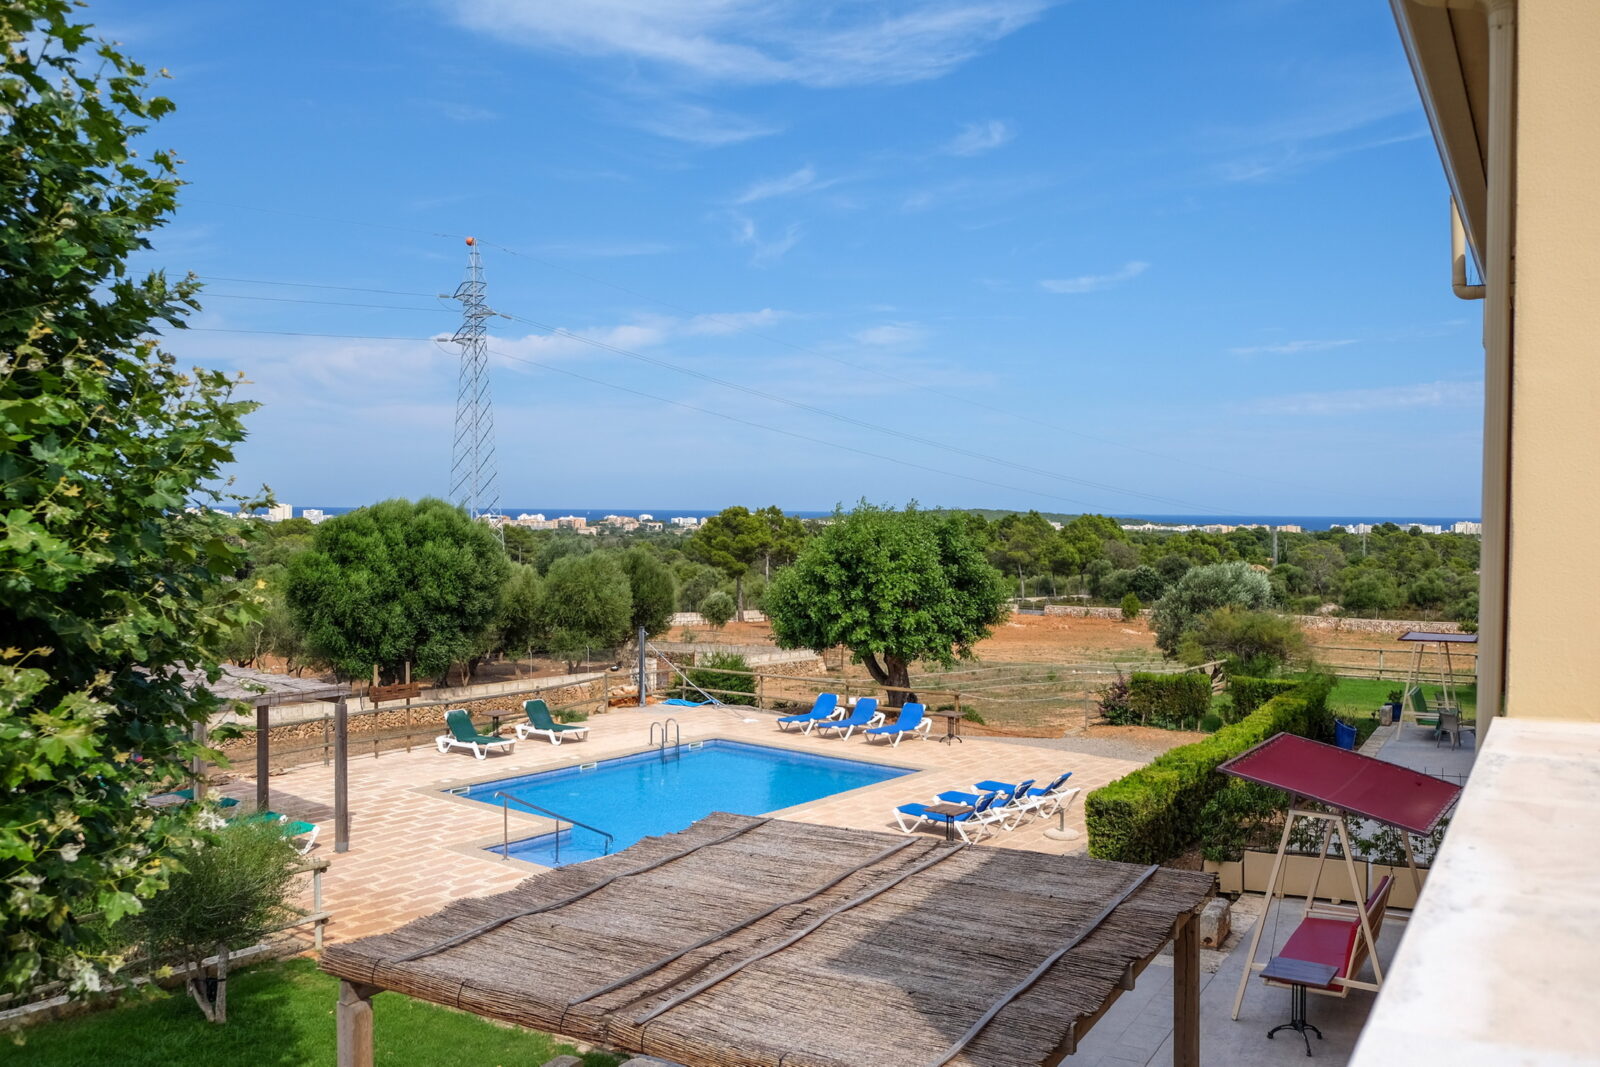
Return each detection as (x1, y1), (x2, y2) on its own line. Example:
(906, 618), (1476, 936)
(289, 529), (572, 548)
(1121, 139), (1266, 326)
(1217, 733), (1462, 1020)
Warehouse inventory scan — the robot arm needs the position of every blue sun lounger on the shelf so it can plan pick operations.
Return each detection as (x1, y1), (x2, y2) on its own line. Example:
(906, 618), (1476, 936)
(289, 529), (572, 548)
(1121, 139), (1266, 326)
(974, 771), (1075, 817)
(939, 778), (1037, 831)
(895, 791), (1001, 842)
(864, 702), (932, 746)
(811, 698), (884, 739)
(777, 693), (839, 732)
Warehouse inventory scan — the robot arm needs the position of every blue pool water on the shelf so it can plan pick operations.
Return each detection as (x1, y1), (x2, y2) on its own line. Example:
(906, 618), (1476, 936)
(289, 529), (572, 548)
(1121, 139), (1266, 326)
(456, 739), (913, 867)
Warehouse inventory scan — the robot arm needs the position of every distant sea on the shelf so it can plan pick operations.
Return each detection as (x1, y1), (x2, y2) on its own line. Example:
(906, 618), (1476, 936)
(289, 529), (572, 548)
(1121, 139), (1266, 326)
(233, 506), (1480, 531)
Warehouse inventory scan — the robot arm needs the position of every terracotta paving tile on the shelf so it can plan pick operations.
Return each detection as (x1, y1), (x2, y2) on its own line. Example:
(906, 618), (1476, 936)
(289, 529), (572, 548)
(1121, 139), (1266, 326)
(228, 705), (1144, 943)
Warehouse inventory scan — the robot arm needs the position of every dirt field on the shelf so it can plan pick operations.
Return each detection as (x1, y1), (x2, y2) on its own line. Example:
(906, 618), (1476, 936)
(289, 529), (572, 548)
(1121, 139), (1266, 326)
(666, 613), (1476, 738)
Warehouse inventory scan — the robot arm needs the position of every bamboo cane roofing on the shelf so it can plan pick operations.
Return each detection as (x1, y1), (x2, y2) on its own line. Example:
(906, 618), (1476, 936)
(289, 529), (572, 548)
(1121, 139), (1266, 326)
(321, 813), (1215, 1067)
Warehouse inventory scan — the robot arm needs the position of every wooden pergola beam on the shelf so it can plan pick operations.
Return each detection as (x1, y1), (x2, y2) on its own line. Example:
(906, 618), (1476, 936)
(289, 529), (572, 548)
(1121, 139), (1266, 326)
(1172, 913), (1200, 1067)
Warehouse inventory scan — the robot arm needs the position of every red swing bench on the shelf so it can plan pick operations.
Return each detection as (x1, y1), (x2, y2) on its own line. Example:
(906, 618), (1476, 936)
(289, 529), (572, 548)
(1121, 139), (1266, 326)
(1267, 874), (1394, 998)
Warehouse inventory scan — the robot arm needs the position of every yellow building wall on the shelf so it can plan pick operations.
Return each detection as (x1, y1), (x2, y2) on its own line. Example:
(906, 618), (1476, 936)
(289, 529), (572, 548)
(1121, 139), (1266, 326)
(1504, 0), (1600, 720)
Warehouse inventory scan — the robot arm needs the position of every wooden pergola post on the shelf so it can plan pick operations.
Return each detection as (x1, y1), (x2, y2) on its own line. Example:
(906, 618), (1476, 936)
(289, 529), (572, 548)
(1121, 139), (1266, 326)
(336, 979), (378, 1067)
(334, 696), (350, 853)
(190, 719), (208, 800)
(255, 701), (270, 811)
(1172, 912), (1200, 1067)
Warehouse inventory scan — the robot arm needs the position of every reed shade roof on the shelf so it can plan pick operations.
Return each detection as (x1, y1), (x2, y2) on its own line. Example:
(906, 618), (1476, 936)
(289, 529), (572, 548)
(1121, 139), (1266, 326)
(322, 813), (1215, 1066)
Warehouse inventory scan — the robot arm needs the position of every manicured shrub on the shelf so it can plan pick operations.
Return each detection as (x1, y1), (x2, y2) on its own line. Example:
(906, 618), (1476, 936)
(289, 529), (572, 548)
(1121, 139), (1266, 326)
(1126, 672), (1211, 730)
(1199, 712), (1223, 733)
(1085, 676), (1334, 864)
(684, 651), (757, 705)
(1228, 676), (1300, 717)
(1120, 592), (1142, 620)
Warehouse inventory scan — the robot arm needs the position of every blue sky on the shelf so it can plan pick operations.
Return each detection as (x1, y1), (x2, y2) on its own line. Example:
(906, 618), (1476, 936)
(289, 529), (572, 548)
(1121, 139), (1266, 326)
(106, 0), (1482, 518)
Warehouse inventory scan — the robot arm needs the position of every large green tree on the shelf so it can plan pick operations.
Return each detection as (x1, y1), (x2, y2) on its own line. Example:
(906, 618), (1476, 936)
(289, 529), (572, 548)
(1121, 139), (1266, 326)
(1, 1), (264, 995)
(688, 505), (769, 619)
(754, 504), (806, 580)
(766, 504), (1010, 703)
(538, 552), (633, 669)
(1150, 561), (1273, 657)
(285, 498), (509, 683)
(619, 547), (676, 638)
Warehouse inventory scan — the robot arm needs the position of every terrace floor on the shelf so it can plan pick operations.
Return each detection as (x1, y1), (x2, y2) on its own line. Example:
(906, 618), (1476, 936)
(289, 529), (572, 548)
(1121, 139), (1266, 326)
(219, 703), (1145, 943)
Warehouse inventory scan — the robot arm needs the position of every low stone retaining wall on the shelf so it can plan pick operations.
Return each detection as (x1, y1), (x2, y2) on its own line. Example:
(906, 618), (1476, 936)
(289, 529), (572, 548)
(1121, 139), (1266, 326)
(1036, 604), (1463, 635)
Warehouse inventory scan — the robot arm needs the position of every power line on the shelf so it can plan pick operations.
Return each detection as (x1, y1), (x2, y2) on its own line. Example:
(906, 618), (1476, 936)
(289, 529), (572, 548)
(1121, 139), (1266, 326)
(494, 309), (1230, 515)
(471, 341), (1105, 512)
(203, 292), (451, 313)
(199, 275), (438, 298)
(177, 203), (1262, 492)
(187, 327), (437, 341)
(177, 202), (1459, 510)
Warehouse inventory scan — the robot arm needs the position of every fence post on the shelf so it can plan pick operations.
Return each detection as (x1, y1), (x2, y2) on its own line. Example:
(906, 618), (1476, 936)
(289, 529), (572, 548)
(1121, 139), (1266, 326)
(322, 715), (330, 767)
(757, 672), (766, 711)
(601, 672), (609, 712)
(1377, 650), (1385, 680)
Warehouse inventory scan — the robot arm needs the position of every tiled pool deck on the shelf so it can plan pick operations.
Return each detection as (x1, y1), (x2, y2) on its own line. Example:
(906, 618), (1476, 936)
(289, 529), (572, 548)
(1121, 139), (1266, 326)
(222, 704), (1145, 942)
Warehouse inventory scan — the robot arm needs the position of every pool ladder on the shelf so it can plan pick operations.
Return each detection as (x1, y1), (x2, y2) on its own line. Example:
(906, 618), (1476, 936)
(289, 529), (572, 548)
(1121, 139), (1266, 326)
(650, 718), (682, 761)
(493, 791), (613, 865)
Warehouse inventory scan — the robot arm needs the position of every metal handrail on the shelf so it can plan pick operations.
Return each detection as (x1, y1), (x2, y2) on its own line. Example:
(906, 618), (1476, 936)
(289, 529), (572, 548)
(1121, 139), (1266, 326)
(650, 718), (681, 759)
(493, 791), (613, 864)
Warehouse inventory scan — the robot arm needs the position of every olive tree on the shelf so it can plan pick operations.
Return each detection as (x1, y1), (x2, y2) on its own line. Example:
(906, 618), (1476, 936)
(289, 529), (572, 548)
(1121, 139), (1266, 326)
(538, 553), (632, 670)
(1, 1), (265, 996)
(766, 504), (1009, 704)
(132, 820), (301, 1023)
(1150, 561), (1273, 658)
(619, 547), (676, 638)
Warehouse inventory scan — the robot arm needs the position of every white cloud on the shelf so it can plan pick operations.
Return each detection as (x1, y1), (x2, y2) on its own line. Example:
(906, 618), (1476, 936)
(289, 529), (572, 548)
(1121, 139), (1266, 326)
(627, 100), (781, 146)
(853, 323), (928, 347)
(731, 214), (803, 266)
(441, 0), (1048, 87)
(900, 173), (1050, 212)
(1229, 338), (1358, 356)
(1243, 380), (1483, 417)
(683, 309), (789, 336)
(1039, 261), (1149, 294)
(942, 119), (1013, 156)
(735, 165), (825, 204)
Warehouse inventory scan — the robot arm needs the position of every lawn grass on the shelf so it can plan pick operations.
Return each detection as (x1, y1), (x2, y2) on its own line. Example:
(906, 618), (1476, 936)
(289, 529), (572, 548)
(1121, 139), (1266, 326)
(6, 959), (621, 1067)
(1327, 676), (1477, 718)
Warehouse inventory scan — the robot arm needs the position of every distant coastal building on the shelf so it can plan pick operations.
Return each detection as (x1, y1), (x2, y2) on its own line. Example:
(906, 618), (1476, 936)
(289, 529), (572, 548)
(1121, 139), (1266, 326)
(1275, 524), (1303, 533)
(1452, 520), (1483, 535)
(263, 503), (293, 522)
(670, 516), (701, 529)
(638, 513), (654, 521)
(1406, 523), (1444, 535)
(303, 509), (327, 524)
(555, 515), (587, 530)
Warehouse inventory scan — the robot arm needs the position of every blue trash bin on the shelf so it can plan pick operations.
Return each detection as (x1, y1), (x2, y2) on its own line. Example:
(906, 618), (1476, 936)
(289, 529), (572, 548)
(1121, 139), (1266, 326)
(1334, 720), (1357, 750)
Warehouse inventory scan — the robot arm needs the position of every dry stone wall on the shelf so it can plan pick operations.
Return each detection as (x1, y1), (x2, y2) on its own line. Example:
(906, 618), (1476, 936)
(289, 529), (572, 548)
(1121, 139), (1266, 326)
(1035, 604), (1463, 635)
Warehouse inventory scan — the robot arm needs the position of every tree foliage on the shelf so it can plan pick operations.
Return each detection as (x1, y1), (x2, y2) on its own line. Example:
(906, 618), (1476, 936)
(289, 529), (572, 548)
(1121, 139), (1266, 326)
(1178, 607), (1309, 677)
(1150, 561), (1273, 658)
(766, 504), (1009, 703)
(285, 499), (510, 682)
(537, 552), (632, 666)
(688, 506), (769, 618)
(131, 820), (301, 1023)
(619, 547), (675, 638)
(1, 1), (265, 997)
(699, 590), (735, 628)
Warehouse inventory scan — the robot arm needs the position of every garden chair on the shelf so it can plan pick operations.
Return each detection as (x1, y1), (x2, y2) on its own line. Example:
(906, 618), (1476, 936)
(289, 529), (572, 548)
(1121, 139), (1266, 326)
(514, 699), (590, 745)
(436, 709), (516, 760)
(863, 702), (933, 746)
(776, 693), (840, 732)
(810, 698), (883, 738)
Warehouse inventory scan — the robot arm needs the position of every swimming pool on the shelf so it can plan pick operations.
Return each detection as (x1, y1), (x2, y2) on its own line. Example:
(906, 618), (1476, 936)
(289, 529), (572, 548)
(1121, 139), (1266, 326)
(454, 739), (914, 866)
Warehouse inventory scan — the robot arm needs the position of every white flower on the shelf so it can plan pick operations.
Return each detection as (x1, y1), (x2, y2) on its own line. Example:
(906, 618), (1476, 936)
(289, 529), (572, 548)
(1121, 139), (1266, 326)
(59, 842), (82, 863)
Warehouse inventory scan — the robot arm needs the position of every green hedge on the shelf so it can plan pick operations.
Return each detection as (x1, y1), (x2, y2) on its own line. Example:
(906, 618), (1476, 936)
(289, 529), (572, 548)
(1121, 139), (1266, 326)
(1085, 676), (1333, 864)
(1228, 676), (1299, 717)
(684, 651), (758, 706)
(1126, 672), (1211, 730)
